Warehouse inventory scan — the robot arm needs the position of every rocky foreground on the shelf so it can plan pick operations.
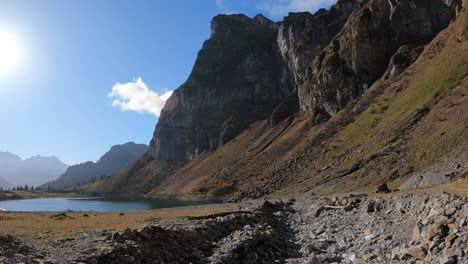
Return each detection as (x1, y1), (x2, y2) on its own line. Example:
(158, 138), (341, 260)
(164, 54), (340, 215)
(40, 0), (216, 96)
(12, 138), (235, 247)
(1, 192), (468, 263)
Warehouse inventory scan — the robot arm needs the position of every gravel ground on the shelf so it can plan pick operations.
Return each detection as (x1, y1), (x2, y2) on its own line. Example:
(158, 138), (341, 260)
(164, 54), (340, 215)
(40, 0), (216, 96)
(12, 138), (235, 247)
(1, 192), (467, 263)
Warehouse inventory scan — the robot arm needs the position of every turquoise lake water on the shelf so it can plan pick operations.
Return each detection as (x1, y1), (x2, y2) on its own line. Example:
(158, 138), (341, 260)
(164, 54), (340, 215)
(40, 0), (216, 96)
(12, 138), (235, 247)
(0, 197), (217, 212)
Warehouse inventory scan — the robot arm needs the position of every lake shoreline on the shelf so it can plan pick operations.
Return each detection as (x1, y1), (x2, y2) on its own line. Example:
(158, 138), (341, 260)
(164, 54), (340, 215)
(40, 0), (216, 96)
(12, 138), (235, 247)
(0, 190), (84, 201)
(0, 189), (222, 203)
(0, 196), (221, 212)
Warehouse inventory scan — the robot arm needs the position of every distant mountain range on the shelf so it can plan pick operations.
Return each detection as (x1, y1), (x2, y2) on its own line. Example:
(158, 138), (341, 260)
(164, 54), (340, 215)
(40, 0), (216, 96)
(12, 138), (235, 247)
(40, 142), (148, 189)
(0, 152), (69, 188)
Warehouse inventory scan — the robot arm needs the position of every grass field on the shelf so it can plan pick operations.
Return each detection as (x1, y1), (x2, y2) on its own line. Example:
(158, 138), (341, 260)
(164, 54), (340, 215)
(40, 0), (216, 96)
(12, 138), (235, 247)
(0, 203), (241, 237)
(0, 190), (81, 201)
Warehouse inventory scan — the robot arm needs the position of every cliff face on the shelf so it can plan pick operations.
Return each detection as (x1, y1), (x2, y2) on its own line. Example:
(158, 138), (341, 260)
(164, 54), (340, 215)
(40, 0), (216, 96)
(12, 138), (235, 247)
(276, 0), (362, 98)
(150, 14), (292, 161)
(299, 0), (461, 116)
(150, 1), (364, 162)
(86, 0), (466, 198)
(151, 0), (460, 163)
(271, 0), (362, 125)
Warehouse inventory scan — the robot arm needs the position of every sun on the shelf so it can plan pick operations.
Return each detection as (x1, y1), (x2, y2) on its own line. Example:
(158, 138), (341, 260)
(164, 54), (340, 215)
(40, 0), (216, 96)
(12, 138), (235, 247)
(0, 31), (20, 74)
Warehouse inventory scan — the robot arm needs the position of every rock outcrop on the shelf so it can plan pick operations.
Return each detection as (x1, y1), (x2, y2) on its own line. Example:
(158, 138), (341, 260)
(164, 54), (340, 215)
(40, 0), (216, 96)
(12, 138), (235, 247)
(276, 0), (362, 121)
(150, 14), (292, 161)
(299, 0), (462, 116)
(150, 0), (364, 162)
(383, 45), (424, 80)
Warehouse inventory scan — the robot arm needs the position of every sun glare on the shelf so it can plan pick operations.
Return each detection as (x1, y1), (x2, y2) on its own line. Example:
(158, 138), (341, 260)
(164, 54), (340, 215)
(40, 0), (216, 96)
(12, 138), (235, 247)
(0, 30), (20, 75)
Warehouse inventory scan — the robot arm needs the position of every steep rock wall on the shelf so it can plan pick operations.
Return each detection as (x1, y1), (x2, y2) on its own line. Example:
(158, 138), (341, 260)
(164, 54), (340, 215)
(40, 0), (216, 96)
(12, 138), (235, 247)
(298, 0), (462, 116)
(150, 14), (292, 161)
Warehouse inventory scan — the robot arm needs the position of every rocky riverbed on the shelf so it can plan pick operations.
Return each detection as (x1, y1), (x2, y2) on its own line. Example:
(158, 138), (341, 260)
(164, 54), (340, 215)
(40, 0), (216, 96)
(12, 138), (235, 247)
(1, 192), (467, 263)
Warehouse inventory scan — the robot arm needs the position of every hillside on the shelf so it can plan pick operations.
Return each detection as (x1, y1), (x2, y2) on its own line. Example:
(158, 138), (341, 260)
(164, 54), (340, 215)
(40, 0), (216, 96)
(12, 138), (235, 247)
(41, 142), (147, 189)
(0, 152), (68, 187)
(85, 0), (467, 199)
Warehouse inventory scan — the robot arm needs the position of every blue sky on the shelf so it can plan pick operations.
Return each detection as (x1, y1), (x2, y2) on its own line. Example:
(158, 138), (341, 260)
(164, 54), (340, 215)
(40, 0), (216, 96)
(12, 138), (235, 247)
(0, 0), (335, 165)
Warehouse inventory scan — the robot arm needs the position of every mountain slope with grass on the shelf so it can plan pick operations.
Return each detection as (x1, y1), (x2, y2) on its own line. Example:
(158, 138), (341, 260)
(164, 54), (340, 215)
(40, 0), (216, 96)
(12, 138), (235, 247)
(85, 0), (467, 199)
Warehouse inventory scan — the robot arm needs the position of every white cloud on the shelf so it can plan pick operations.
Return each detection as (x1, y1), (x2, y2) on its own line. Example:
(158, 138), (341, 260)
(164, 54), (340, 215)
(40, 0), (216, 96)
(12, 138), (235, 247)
(258, 0), (336, 18)
(215, 0), (236, 14)
(108, 77), (173, 117)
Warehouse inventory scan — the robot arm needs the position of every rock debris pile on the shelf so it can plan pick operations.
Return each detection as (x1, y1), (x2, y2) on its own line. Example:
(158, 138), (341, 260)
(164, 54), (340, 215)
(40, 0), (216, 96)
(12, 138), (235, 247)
(290, 193), (468, 263)
(1, 193), (467, 263)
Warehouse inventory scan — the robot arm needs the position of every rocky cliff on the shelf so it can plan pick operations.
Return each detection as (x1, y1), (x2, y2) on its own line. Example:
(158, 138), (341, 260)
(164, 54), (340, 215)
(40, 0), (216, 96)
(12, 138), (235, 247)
(150, 14), (291, 161)
(299, 0), (461, 116)
(86, 0), (466, 199)
(150, 1), (364, 162)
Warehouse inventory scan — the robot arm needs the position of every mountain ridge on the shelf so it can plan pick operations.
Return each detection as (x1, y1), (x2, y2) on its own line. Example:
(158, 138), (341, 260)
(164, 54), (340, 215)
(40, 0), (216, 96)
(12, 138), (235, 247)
(0, 151), (69, 187)
(41, 142), (148, 189)
(84, 0), (467, 199)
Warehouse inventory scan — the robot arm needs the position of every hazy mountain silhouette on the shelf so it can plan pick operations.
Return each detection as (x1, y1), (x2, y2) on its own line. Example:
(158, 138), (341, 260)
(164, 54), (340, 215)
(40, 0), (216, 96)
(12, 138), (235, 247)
(0, 151), (69, 187)
(0, 176), (12, 189)
(41, 142), (148, 189)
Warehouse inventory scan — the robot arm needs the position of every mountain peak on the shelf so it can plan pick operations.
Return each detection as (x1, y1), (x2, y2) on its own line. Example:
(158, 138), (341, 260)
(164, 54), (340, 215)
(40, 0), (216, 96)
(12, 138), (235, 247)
(0, 151), (22, 161)
(0, 151), (68, 187)
(210, 13), (278, 40)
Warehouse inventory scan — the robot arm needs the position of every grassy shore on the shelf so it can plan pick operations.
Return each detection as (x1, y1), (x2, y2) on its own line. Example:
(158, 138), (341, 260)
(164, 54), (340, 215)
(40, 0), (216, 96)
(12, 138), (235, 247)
(0, 203), (241, 238)
(0, 190), (82, 201)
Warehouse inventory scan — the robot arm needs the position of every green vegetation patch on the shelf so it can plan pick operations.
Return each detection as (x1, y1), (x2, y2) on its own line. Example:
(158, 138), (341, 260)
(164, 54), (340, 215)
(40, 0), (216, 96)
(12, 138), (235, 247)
(377, 55), (468, 128)
(312, 47), (467, 169)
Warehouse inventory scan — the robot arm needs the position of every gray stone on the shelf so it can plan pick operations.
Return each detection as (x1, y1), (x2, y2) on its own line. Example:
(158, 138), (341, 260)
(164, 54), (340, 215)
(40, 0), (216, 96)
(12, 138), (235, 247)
(408, 245), (428, 260)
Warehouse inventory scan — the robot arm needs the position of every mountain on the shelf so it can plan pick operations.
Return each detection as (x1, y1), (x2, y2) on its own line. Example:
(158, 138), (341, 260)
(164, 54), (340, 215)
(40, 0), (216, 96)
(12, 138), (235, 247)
(85, 0), (467, 199)
(0, 151), (69, 187)
(41, 142), (148, 189)
(0, 176), (12, 189)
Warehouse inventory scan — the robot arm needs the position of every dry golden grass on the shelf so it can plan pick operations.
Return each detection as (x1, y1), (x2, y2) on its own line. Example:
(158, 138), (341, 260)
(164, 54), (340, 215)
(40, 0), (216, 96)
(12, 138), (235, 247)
(0, 190), (80, 200)
(431, 179), (468, 197)
(0, 203), (239, 237)
(371, 179), (468, 199)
